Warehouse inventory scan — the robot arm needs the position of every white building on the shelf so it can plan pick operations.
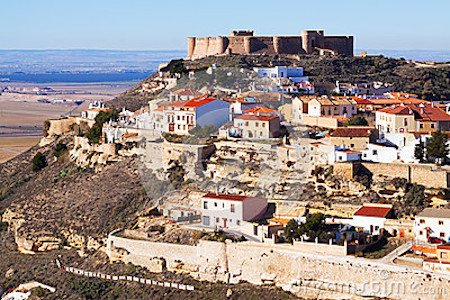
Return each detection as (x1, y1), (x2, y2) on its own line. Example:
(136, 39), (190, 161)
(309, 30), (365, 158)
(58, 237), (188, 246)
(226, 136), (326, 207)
(414, 208), (450, 243)
(81, 101), (110, 120)
(351, 204), (394, 235)
(334, 149), (362, 163)
(152, 95), (230, 135)
(201, 193), (267, 229)
(253, 66), (308, 83)
(362, 143), (398, 163)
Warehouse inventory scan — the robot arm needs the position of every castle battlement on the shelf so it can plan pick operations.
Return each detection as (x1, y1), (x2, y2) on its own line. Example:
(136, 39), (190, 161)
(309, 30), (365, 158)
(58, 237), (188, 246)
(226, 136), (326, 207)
(187, 30), (353, 60)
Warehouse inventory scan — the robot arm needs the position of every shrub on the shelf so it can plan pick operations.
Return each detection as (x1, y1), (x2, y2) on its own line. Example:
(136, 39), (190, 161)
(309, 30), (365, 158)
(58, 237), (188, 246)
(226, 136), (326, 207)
(32, 152), (47, 172)
(54, 142), (68, 157)
(345, 116), (368, 126)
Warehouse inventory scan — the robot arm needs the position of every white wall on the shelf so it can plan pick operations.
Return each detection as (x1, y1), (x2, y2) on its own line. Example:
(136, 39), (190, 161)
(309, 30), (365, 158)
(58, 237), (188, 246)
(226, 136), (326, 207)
(414, 216), (450, 243)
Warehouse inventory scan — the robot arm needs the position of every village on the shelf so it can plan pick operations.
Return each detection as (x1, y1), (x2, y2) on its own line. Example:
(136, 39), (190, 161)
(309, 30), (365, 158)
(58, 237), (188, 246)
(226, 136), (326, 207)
(2, 50), (449, 298)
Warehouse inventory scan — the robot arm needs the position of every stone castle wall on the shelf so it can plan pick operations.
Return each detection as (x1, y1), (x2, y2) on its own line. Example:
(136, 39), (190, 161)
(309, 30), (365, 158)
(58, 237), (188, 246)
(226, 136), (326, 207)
(107, 232), (450, 299)
(333, 162), (450, 189)
(187, 30), (353, 59)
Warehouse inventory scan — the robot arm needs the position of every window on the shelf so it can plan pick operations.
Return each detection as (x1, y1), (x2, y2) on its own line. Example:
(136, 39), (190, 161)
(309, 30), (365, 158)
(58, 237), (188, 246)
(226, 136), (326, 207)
(372, 150), (378, 155)
(214, 202), (218, 207)
(203, 201), (208, 209)
(431, 123), (435, 129)
(350, 144), (355, 148)
(237, 220), (241, 226)
(419, 230), (423, 235)
(177, 115), (180, 120)
(202, 216), (210, 226)
(442, 252), (448, 259)
(420, 219), (425, 224)
(222, 203), (225, 208)
(420, 124), (424, 129)
(245, 122), (249, 126)
(404, 118), (408, 126)
(231, 204), (235, 213)
(216, 217), (220, 223)
(262, 123), (266, 127)
(440, 232), (445, 238)
(255, 122), (259, 127)
(439, 220), (444, 225)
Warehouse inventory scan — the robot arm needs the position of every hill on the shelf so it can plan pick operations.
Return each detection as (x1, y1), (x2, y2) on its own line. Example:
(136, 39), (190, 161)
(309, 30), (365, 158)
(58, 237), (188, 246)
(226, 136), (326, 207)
(108, 54), (450, 110)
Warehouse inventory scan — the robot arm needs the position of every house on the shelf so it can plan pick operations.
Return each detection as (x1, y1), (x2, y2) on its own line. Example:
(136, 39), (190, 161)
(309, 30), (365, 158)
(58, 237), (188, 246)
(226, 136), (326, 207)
(413, 208), (450, 243)
(253, 66), (309, 83)
(362, 143), (398, 163)
(423, 244), (450, 273)
(351, 203), (395, 235)
(334, 149), (362, 162)
(325, 127), (377, 150)
(292, 96), (357, 128)
(156, 95), (230, 135)
(224, 97), (261, 120)
(200, 193), (268, 229)
(81, 101), (110, 120)
(335, 81), (394, 99)
(169, 89), (203, 102)
(232, 113), (281, 139)
(307, 96), (357, 118)
(376, 103), (450, 136)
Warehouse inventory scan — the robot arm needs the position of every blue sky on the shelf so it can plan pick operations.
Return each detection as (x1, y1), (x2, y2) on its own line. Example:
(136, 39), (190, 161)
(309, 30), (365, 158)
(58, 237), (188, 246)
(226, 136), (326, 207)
(1, 0), (449, 50)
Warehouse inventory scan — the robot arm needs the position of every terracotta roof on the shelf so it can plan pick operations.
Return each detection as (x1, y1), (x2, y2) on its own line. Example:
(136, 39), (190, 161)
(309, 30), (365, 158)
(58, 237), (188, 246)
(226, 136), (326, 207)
(121, 132), (139, 139)
(313, 96), (357, 106)
(378, 103), (450, 122)
(235, 114), (279, 121)
(203, 193), (249, 202)
(328, 127), (374, 138)
(244, 106), (277, 114)
(354, 205), (393, 218)
(353, 97), (373, 105)
(170, 95), (219, 108)
(337, 149), (362, 155)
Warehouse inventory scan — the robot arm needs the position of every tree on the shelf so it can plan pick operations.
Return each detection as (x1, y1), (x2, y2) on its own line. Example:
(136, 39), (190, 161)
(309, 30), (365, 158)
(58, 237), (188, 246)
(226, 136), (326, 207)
(426, 131), (448, 163)
(87, 109), (117, 144)
(188, 125), (217, 138)
(54, 142), (68, 157)
(414, 140), (425, 162)
(399, 183), (426, 217)
(32, 152), (48, 172)
(345, 116), (368, 126)
(284, 213), (328, 243)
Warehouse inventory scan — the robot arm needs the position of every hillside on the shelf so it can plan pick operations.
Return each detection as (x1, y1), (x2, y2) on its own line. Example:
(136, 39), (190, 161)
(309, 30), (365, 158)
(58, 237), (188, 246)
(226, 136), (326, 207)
(109, 54), (450, 110)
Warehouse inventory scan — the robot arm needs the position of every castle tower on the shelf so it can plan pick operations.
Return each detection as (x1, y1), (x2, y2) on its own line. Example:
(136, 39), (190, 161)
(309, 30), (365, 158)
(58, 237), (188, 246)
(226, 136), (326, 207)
(273, 36), (281, 54)
(187, 37), (196, 59)
(301, 30), (325, 54)
(244, 36), (251, 54)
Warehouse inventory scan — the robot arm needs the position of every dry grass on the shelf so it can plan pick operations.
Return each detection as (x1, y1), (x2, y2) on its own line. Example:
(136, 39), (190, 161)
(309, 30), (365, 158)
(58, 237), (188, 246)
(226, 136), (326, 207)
(0, 136), (40, 163)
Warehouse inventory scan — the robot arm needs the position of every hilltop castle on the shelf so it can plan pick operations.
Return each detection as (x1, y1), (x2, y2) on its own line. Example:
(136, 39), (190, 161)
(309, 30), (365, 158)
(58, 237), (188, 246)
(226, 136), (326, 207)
(187, 30), (353, 60)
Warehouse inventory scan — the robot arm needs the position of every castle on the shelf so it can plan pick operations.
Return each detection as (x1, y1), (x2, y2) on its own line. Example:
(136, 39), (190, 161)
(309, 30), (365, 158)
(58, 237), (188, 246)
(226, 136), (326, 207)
(187, 30), (354, 60)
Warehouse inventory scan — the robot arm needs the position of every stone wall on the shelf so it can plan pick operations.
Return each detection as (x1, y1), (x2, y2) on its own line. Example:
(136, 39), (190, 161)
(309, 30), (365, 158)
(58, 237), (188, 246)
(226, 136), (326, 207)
(333, 162), (450, 189)
(187, 31), (354, 60)
(107, 232), (450, 299)
(46, 117), (95, 136)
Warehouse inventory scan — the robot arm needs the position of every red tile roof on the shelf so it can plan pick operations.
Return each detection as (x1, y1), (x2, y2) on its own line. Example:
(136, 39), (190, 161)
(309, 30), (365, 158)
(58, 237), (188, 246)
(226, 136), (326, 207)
(244, 106), (277, 114)
(203, 193), (249, 201)
(235, 114), (279, 121)
(171, 95), (218, 108)
(354, 205), (393, 218)
(378, 103), (450, 122)
(328, 127), (374, 138)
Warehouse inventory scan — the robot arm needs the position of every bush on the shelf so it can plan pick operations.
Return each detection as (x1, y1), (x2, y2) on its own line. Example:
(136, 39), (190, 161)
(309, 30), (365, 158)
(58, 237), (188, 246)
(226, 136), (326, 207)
(32, 152), (47, 172)
(70, 278), (109, 300)
(189, 125), (217, 138)
(87, 109), (117, 144)
(54, 142), (68, 157)
(345, 116), (368, 126)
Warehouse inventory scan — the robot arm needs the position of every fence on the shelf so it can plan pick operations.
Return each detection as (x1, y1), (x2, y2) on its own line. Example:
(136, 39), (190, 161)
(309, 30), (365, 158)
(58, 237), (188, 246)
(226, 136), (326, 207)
(61, 263), (195, 291)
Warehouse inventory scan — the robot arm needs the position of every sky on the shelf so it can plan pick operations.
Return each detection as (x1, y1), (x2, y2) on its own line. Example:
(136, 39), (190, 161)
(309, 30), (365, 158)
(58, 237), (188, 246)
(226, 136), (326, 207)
(1, 0), (450, 51)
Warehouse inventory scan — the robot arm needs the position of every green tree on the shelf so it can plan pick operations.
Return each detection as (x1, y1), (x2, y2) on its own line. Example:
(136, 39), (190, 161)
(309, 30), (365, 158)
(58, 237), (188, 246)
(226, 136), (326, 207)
(414, 140), (425, 162)
(53, 142), (68, 157)
(426, 131), (448, 163)
(188, 125), (217, 138)
(32, 152), (48, 172)
(87, 109), (117, 144)
(398, 183), (426, 217)
(345, 116), (368, 126)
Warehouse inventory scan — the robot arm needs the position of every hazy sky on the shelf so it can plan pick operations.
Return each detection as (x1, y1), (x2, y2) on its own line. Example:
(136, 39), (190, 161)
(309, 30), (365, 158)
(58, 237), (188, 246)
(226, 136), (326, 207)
(1, 0), (449, 50)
